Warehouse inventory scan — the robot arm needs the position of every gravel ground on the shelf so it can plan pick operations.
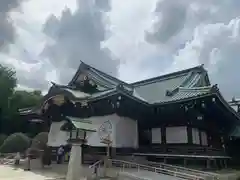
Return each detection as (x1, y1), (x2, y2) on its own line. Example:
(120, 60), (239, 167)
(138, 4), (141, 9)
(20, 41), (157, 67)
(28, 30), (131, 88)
(0, 158), (68, 180)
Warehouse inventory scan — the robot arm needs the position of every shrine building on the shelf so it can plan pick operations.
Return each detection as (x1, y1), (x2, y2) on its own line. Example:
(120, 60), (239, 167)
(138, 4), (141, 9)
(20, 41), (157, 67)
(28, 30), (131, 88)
(19, 61), (240, 168)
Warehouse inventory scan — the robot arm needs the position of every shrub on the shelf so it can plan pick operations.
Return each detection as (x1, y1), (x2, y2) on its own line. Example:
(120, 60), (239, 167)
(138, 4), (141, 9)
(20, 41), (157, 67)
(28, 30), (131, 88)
(0, 132), (31, 153)
(0, 134), (7, 146)
(31, 132), (48, 150)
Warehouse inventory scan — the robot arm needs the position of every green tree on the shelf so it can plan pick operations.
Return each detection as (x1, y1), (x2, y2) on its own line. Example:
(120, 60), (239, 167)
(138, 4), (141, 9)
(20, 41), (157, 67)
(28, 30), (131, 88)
(0, 65), (17, 134)
(0, 133), (31, 153)
(0, 134), (7, 146)
(10, 90), (42, 111)
(31, 132), (48, 150)
(0, 65), (16, 112)
(0, 64), (43, 135)
(4, 90), (43, 135)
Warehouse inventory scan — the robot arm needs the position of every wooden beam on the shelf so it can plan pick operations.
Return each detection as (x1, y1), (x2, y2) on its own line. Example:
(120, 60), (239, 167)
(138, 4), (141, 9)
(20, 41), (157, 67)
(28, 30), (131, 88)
(187, 126), (193, 144)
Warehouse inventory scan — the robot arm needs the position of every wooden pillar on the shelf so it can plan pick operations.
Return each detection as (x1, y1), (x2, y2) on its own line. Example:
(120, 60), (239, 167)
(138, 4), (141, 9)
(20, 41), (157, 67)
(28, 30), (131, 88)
(219, 159), (224, 169)
(187, 126), (193, 144)
(224, 159), (227, 169)
(207, 159), (211, 169)
(164, 158), (167, 164)
(111, 147), (116, 158)
(184, 158), (187, 167)
(161, 126), (166, 144)
(213, 159), (217, 169)
(199, 130), (202, 145)
(81, 144), (84, 164)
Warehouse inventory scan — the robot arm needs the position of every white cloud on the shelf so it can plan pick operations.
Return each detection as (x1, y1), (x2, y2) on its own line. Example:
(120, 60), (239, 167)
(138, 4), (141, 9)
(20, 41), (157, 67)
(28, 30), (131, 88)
(143, 0), (240, 98)
(0, 0), (240, 100)
(172, 18), (240, 98)
(0, 0), (77, 90)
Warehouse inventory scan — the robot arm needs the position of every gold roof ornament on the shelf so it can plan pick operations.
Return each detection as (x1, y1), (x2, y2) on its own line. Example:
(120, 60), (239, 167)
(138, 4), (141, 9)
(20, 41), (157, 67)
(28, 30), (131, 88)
(52, 95), (65, 106)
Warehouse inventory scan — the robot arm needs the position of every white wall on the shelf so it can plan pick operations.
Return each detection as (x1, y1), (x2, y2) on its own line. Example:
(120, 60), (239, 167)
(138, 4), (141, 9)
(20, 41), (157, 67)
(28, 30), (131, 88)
(87, 114), (138, 148)
(47, 121), (69, 147)
(47, 114), (138, 148)
(151, 128), (161, 144)
(85, 115), (116, 147)
(166, 126), (188, 143)
(115, 116), (138, 148)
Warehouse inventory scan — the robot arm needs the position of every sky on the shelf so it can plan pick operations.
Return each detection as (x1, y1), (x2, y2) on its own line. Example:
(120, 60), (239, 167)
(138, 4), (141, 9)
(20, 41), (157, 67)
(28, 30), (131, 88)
(0, 0), (240, 99)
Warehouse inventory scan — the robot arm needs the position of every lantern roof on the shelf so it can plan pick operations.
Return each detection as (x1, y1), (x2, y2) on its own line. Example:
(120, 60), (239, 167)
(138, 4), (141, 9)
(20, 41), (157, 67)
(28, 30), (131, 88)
(66, 116), (97, 132)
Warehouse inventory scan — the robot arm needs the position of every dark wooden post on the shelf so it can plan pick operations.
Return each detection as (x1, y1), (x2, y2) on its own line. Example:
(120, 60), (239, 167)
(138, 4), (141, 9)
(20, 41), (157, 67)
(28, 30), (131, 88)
(161, 126), (166, 144)
(199, 131), (202, 145)
(187, 126), (193, 144)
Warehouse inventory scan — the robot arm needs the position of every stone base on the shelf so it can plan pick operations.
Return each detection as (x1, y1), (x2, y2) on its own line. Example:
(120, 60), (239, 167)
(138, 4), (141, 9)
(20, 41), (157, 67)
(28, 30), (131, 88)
(66, 144), (85, 180)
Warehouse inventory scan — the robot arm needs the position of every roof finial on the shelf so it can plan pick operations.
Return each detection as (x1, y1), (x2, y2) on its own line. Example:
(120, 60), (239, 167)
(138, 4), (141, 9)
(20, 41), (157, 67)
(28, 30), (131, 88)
(211, 84), (219, 92)
(51, 82), (56, 86)
(79, 60), (85, 65)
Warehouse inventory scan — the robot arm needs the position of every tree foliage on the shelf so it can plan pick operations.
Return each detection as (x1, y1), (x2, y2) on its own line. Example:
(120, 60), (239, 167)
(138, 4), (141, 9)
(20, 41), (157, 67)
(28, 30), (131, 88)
(0, 134), (7, 146)
(31, 132), (48, 150)
(0, 133), (31, 153)
(0, 65), (16, 114)
(10, 90), (43, 111)
(0, 64), (43, 135)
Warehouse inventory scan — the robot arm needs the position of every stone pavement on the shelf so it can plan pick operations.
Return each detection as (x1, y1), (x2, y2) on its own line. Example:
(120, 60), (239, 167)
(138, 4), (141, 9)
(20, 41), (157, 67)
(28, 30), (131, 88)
(119, 170), (183, 180)
(0, 164), (66, 180)
(1, 159), (240, 180)
(0, 159), (68, 180)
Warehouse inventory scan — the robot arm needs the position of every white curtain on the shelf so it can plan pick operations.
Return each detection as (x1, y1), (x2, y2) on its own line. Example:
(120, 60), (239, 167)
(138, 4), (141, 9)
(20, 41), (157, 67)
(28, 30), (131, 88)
(151, 128), (161, 143)
(166, 126), (187, 143)
(201, 131), (208, 146)
(192, 128), (200, 144)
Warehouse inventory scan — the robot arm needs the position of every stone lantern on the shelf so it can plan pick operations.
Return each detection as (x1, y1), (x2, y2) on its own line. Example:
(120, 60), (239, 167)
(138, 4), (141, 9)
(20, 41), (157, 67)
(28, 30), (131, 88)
(62, 116), (96, 180)
(100, 134), (112, 159)
(101, 134), (112, 176)
(99, 120), (113, 175)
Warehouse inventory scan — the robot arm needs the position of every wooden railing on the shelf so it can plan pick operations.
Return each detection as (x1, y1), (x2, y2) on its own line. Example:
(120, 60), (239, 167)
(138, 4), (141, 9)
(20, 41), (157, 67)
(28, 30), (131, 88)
(147, 161), (220, 179)
(88, 159), (220, 180)
(110, 159), (211, 180)
(88, 159), (103, 169)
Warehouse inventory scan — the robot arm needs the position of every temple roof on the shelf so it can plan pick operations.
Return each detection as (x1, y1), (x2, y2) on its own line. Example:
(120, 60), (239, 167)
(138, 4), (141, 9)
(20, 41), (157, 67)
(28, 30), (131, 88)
(62, 62), (211, 104)
(19, 61), (240, 121)
(68, 61), (132, 91)
(132, 67), (210, 103)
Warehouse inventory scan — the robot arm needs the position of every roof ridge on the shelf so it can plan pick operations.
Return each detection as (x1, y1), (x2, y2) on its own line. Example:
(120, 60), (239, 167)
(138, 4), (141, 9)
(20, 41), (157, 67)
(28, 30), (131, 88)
(131, 64), (206, 87)
(70, 61), (207, 88)
(178, 86), (212, 92)
(80, 61), (132, 87)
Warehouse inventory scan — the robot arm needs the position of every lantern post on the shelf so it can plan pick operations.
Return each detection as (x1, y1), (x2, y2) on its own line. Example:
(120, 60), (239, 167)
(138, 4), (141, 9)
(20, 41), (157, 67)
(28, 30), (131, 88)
(64, 116), (96, 180)
(100, 134), (112, 176)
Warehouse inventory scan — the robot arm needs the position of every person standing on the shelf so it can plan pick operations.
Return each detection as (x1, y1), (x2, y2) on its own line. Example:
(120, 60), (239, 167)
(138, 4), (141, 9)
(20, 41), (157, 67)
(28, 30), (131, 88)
(25, 148), (31, 171)
(57, 146), (64, 164)
(14, 152), (21, 165)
